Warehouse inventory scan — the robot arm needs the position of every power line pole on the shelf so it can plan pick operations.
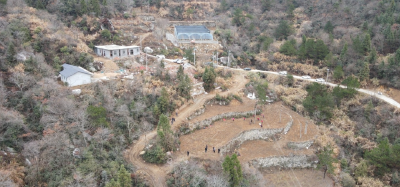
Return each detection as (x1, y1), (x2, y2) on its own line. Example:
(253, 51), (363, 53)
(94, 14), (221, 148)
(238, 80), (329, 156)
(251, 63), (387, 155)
(193, 48), (196, 66)
(305, 121), (308, 134)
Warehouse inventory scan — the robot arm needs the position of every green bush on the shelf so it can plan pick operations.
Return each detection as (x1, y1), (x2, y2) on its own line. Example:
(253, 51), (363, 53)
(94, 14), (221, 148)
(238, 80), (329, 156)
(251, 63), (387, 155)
(101, 29), (111, 40)
(341, 172), (356, 187)
(142, 145), (167, 164)
(87, 105), (109, 127)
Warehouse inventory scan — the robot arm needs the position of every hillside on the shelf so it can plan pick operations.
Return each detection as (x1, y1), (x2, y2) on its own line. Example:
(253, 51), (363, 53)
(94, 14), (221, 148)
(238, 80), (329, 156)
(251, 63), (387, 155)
(1, 0), (400, 186)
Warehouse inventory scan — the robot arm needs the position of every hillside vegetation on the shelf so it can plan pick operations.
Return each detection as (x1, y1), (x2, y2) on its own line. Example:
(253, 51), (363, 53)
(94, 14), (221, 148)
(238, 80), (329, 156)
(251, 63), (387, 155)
(1, 0), (400, 186)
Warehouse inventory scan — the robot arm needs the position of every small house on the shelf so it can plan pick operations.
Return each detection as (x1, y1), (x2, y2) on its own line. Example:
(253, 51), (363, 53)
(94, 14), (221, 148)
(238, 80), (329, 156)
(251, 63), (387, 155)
(94, 45), (140, 59)
(60, 64), (93, 87)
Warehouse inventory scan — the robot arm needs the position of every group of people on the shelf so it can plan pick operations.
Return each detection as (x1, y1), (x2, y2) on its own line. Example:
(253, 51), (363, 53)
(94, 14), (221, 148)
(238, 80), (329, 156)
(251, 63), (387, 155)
(205, 145), (220, 153)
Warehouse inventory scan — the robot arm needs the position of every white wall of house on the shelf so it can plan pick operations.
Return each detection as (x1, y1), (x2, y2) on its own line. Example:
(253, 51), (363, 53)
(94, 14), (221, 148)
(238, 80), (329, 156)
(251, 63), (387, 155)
(95, 46), (141, 59)
(62, 72), (92, 87)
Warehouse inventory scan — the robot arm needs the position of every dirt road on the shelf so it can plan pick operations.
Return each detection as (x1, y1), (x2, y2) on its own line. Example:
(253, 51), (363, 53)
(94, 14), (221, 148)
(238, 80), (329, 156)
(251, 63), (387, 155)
(125, 71), (248, 187)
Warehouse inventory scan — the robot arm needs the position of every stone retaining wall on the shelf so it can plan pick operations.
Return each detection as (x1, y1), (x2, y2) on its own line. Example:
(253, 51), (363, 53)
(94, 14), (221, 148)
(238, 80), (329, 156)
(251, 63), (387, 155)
(287, 140), (314, 150)
(180, 110), (261, 134)
(220, 128), (283, 154)
(186, 106), (206, 120)
(283, 114), (293, 134)
(250, 155), (317, 169)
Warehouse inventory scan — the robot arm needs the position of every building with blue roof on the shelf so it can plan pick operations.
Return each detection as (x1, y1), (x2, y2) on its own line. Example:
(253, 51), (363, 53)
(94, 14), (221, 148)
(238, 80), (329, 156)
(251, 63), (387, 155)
(174, 25), (213, 43)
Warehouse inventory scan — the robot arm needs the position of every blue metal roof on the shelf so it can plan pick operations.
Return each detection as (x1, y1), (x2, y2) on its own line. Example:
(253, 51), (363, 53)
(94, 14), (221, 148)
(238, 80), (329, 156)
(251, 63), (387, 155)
(175, 25), (210, 34)
(59, 64), (92, 78)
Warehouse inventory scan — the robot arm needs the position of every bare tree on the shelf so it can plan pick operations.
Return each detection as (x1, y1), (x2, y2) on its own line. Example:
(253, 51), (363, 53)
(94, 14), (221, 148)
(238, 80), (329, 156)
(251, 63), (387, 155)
(154, 18), (170, 41)
(207, 175), (229, 187)
(9, 72), (35, 92)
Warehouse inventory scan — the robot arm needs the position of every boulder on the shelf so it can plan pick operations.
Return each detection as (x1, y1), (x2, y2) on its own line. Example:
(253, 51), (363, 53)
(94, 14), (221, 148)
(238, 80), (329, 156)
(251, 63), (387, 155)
(139, 151), (146, 155)
(72, 89), (81, 95)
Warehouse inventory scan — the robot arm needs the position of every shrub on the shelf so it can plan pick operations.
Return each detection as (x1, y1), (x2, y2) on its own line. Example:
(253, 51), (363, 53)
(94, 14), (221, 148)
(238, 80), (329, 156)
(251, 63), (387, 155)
(101, 29), (111, 40)
(341, 172), (356, 187)
(142, 145), (167, 164)
(87, 105), (108, 127)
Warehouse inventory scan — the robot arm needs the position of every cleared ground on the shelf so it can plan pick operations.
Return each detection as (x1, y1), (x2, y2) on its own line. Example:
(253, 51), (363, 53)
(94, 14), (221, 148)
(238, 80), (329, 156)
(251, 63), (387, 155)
(178, 101), (319, 162)
(263, 169), (334, 187)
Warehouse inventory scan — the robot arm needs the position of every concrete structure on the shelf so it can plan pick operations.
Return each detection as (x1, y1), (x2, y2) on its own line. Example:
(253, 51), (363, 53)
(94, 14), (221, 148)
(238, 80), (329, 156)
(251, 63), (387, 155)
(60, 64), (93, 87)
(174, 25), (213, 43)
(94, 45), (140, 59)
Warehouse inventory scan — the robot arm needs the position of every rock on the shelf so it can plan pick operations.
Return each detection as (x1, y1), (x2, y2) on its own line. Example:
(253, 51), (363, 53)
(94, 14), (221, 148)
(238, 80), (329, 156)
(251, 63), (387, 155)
(139, 151), (146, 155)
(72, 89), (81, 95)
(144, 47), (153, 53)
(166, 151), (172, 156)
(6, 147), (16, 153)
(25, 158), (32, 166)
(89, 66), (96, 72)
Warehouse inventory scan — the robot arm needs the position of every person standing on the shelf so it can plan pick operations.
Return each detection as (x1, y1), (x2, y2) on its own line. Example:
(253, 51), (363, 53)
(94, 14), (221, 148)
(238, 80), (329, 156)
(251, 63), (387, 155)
(244, 117), (245, 120)
(213, 147), (215, 153)
(218, 149), (220, 153)
(187, 151), (189, 156)
(205, 145), (208, 153)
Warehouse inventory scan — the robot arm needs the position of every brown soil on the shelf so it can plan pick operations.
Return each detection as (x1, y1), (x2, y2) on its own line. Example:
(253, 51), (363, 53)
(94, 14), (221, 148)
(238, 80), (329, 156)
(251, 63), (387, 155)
(387, 87), (400, 105)
(125, 71), (249, 187)
(263, 169), (334, 187)
(178, 102), (312, 162)
(188, 97), (256, 123)
(93, 56), (120, 72)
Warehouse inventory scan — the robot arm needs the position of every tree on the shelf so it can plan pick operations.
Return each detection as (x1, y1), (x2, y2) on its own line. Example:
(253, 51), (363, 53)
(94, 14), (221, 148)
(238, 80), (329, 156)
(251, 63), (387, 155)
(232, 8), (245, 26)
(365, 137), (400, 176)
(279, 39), (297, 56)
(261, 0), (271, 12)
(317, 146), (337, 179)
(117, 165), (131, 187)
(359, 62), (370, 81)
(362, 34), (371, 54)
(177, 74), (192, 101)
(177, 65), (184, 81)
(184, 48), (194, 63)
(80, 0), (87, 15)
(324, 21), (334, 33)
(6, 42), (16, 65)
(340, 42), (348, 61)
(157, 114), (175, 151)
(314, 39), (330, 62)
(303, 83), (335, 121)
(87, 105), (108, 127)
(156, 88), (169, 114)
(298, 35), (307, 59)
(202, 67), (216, 92)
(274, 20), (293, 40)
(90, 0), (100, 16)
(223, 154), (243, 187)
(101, 29), (111, 40)
(368, 46), (377, 64)
(105, 179), (120, 187)
(256, 81), (268, 103)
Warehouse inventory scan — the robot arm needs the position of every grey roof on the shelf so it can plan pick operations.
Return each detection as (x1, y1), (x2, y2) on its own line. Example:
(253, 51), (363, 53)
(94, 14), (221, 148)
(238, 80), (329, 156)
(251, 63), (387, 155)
(95, 45), (140, 50)
(60, 64), (93, 78)
(175, 25), (210, 34)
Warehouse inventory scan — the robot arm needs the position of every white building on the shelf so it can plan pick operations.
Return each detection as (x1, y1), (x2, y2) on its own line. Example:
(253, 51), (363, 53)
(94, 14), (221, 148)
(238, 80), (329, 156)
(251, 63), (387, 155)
(94, 45), (140, 59)
(59, 64), (93, 87)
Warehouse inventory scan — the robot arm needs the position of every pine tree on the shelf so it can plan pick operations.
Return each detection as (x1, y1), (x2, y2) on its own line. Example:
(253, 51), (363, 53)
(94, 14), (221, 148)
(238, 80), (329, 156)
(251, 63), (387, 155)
(298, 35), (307, 59)
(395, 47), (400, 65)
(90, 0), (100, 16)
(117, 165), (131, 187)
(368, 46), (377, 64)
(279, 39), (297, 56)
(202, 67), (216, 92)
(324, 21), (334, 33)
(340, 42), (348, 61)
(178, 74), (192, 101)
(305, 39), (315, 60)
(223, 154), (243, 187)
(315, 39), (329, 61)
(317, 146), (337, 179)
(362, 34), (371, 54)
(352, 35), (363, 54)
(274, 20), (293, 40)
(157, 88), (169, 114)
(177, 65), (184, 80)
(6, 42), (16, 65)
(333, 65), (344, 81)
(80, 0), (88, 15)
(359, 62), (370, 81)
(157, 114), (174, 151)
(105, 179), (120, 187)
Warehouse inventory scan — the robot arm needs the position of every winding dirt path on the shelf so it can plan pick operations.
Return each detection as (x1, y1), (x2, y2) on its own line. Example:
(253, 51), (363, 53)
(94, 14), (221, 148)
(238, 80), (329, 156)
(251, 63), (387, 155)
(125, 71), (248, 187)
